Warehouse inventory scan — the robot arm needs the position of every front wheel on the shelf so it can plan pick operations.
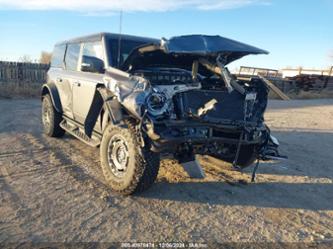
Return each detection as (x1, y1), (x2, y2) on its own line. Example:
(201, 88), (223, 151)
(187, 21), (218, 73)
(100, 122), (160, 195)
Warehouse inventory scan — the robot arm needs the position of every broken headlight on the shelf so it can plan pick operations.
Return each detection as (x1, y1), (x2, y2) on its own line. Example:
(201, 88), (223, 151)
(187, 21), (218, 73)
(146, 91), (170, 117)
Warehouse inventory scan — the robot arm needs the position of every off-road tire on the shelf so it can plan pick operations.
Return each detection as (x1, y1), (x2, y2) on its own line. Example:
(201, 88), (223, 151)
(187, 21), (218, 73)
(100, 121), (160, 195)
(41, 95), (65, 137)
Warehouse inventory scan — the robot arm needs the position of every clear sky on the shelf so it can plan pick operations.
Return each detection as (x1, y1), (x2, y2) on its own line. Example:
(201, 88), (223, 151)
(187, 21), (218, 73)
(0, 0), (332, 71)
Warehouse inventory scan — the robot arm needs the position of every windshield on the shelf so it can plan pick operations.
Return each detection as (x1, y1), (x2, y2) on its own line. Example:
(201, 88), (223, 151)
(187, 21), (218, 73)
(107, 38), (148, 69)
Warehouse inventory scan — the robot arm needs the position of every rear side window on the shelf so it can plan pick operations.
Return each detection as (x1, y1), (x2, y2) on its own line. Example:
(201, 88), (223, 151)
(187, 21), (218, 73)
(65, 43), (81, 71)
(51, 44), (66, 68)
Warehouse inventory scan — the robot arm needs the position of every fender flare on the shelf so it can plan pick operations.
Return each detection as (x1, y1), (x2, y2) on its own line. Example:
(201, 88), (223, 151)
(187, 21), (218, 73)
(41, 83), (63, 113)
(84, 86), (123, 138)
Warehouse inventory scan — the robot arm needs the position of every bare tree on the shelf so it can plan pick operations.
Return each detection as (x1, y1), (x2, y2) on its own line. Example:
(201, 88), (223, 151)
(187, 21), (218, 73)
(19, 55), (33, 63)
(39, 51), (52, 64)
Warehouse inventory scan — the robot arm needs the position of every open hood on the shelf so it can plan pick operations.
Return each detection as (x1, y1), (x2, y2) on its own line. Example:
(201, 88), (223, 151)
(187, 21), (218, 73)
(121, 35), (268, 75)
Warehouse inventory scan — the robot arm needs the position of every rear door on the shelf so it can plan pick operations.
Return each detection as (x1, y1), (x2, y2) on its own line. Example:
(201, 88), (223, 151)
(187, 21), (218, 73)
(49, 44), (75, 118)
(72, 40), (105, 124)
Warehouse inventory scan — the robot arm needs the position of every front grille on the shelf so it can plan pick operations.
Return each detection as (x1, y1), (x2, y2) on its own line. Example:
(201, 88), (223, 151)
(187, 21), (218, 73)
(179, 90), (246, 121)
(134, 70), (192, 85)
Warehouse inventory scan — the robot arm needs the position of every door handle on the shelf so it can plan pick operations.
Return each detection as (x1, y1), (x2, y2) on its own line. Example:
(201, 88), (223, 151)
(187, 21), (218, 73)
(73, 81), (81, 87)
(56, 77), (63, 83)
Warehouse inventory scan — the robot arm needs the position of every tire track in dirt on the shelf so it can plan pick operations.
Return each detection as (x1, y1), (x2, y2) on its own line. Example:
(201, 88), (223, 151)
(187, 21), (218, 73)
(26, 134), (115, 198)
(0, 131), (113, 241)
(0, 131), (148, 240)
(12, 132), (173, 241)
(0, 176), (33, 242)
(0, 134), (66, 241)
(19, 130), (237, 242)
(23, 134), (228, 241)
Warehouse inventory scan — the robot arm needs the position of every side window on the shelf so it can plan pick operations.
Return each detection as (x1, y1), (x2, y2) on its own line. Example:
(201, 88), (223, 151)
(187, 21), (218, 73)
(65, 43), (81, 71)
(51, 44), (66, 68)
(107, 39), (144, 68)
(81, 41), (105, 74)
(82, 41), (104, 61)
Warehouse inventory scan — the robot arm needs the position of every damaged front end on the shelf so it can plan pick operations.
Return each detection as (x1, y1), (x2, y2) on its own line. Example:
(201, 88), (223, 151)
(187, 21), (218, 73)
(138, 70), (282, 167)
(105, 35), (285, 175)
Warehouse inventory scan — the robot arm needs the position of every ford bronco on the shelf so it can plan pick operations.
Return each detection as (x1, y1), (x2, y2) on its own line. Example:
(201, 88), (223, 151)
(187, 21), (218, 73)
(41, 33), (283, 195)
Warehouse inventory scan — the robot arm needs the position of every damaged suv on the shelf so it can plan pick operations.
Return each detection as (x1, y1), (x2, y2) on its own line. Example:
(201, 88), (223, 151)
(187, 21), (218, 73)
(41, 33), (283, 195)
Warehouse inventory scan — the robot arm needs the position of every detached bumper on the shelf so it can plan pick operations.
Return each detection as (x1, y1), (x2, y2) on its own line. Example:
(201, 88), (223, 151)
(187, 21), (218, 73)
(145, 120), (267, 153)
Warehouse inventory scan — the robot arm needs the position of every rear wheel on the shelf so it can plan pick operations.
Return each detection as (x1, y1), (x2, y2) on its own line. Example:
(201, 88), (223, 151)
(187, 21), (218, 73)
(100, 121), (160, 195)
(41, 95), (65, 137)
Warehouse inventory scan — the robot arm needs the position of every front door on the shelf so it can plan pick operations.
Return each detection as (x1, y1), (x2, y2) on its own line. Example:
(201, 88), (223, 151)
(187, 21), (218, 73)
(72, 74), (103, 124)
(72, 41), (106, 124)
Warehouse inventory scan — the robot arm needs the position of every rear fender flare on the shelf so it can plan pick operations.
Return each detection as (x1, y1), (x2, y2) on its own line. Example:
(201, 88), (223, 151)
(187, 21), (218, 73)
(41, 83), (62, 113)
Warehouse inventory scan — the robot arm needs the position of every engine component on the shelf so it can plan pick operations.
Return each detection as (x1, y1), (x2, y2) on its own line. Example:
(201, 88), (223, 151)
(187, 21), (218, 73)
(197, 99), (218, 116)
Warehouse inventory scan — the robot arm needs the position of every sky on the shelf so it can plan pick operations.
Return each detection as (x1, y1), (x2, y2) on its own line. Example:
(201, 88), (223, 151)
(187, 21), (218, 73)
(0, 0), (332, 71)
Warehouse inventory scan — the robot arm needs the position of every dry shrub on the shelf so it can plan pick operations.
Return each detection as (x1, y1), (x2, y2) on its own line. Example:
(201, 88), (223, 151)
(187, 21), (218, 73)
(0, 83), (41, 99)
(39, 51), (52, 64)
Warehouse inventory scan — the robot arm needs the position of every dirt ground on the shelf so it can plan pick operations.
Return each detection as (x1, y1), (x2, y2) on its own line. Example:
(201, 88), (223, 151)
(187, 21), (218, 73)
(0, 98), (332, 245)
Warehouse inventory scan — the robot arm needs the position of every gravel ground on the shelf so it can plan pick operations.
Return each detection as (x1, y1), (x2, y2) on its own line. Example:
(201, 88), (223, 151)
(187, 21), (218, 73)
(0, 98), (332, 246)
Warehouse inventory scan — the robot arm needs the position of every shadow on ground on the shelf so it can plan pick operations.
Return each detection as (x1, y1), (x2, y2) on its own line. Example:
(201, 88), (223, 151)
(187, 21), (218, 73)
(138, 181), (333, 211)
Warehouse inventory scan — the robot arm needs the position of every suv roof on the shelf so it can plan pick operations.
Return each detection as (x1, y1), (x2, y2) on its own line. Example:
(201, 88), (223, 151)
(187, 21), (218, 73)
(55, 32), (159, 46)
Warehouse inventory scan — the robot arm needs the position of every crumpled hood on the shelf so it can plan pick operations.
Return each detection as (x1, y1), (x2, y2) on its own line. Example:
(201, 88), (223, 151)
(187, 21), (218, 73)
(121, 35), (268, 74)
(163, 35), (268, 57)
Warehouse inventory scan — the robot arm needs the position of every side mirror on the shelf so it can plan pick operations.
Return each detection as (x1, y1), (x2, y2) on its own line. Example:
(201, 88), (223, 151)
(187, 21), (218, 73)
(81, 55), (105, 74)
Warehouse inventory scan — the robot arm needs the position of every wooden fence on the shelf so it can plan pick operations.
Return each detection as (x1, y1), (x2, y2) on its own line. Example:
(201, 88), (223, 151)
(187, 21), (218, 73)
(237, 66), (333, 93)
(0, 61), (49, 85)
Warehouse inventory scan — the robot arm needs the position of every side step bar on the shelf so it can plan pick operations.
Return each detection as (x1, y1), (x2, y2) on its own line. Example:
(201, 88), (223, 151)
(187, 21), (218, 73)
(60, 119), (101, 147)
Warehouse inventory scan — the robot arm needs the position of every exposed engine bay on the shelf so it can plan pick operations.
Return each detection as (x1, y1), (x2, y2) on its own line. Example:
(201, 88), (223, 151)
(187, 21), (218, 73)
(103, 35), (285, 177)
(132, 65), (267, 123)
(120, 60), (281, 171)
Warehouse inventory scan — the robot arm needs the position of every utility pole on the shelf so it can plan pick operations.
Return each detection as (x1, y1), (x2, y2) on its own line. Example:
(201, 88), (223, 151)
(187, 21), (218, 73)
(117, 10), (123, 68)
